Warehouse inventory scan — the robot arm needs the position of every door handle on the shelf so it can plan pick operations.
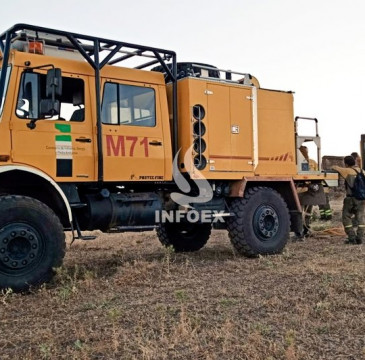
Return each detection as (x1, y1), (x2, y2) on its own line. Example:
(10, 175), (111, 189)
(76, 137), (92, 143)
(149, 141), (162, 146)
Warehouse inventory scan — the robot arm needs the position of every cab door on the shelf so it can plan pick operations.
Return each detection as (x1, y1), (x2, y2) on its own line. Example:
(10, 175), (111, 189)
(11, 69), (96, 181)
(101, 80), (165, 181)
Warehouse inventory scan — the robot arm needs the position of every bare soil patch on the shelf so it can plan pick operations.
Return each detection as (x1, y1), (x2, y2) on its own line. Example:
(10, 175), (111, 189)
(1, 197), (364, 359)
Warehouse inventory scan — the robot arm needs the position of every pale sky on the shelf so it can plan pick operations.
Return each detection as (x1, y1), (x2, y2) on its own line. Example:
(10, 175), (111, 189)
(2, 0), (365, 157)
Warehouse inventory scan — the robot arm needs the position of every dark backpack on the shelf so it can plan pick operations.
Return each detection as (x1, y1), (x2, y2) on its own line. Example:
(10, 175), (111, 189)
(349, 168), (365, 200)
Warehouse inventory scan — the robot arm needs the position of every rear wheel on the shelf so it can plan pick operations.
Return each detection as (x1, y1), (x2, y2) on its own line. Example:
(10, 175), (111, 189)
(156, 222), (211, 252)
(0, 195), (65, 291)
(227, 187), (290, 257)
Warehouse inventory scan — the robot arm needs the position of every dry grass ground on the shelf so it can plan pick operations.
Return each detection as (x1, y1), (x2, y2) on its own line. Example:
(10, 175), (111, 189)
(1, 197), (365, 360)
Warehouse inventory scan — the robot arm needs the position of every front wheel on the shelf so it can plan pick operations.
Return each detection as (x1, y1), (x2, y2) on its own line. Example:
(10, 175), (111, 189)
(0, 196), (66, 291)
(227, 187), (290, 257)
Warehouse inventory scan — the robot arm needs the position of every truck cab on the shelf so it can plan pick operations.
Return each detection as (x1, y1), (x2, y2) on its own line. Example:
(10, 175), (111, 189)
(1, 36), (173, 184)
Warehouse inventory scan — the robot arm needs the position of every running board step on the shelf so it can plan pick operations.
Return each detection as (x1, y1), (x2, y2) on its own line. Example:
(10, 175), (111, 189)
(74, 234), (97, 241)
(70, 202), (87, 209)
(71, 215), (97, 244)
(106, 225), (157, 233)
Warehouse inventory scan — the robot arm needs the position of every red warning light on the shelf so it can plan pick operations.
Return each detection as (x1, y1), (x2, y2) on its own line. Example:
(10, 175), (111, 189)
(28, 40), (44, 55)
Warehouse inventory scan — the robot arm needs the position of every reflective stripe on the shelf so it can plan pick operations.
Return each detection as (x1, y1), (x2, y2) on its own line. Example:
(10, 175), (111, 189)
(345, 225), (353, 228)
(358, 225), (365, 228)
(325, 210), (332, 215)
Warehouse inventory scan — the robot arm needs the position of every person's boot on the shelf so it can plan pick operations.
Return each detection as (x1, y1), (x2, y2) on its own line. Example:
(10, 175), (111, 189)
(344, 238), (356, 244)
(293, 232), (304, 242)
(303, 225), (312, 238)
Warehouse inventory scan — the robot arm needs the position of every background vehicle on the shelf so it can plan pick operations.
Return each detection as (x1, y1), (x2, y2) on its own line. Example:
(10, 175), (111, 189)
(0, 24), (338, 291)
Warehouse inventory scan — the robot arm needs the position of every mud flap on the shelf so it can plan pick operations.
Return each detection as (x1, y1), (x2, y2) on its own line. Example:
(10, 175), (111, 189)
(298, 184), (326, 206)
(290, 210), (303, 234)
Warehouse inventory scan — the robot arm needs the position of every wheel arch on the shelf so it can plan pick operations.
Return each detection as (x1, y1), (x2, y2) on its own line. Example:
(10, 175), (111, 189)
(229, 178), (303, 233)
(229, 178), (301, 211)
(0, 165), (72, 227)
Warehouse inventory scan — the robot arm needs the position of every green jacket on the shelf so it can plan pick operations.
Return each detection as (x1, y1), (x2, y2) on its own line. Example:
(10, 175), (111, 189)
(332, 165), (363, 196)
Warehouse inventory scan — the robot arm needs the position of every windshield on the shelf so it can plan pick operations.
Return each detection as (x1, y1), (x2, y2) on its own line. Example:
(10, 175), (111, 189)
(0, 65), (12, 117)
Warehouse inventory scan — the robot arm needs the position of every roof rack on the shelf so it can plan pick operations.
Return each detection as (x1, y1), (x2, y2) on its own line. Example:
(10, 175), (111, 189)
(0, 24), (178, 184)
(0, 24), (177, 71)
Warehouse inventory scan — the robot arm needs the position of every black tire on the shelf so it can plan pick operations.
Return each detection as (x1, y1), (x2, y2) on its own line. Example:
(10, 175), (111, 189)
(0, 195), (65, 292)
(156, 222), (211, 252)
(227, 187), (290, 257)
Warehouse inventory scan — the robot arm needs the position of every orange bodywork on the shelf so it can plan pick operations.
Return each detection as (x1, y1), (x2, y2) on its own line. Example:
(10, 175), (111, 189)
(172, 77), (337, 184)
(0, 49), (337, 186)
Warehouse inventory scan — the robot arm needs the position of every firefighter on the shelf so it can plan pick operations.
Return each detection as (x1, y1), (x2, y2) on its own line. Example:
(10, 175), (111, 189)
(318, 152), (332, 221)
(351, 152), (362, 168)
(350, 152), (362, 227)
(297, 146), (317, 238)
(299, 145), (332, 222)
(319, 192), (332, 220)
(299, 145), (317, 172)
(332, 156), (365, 244)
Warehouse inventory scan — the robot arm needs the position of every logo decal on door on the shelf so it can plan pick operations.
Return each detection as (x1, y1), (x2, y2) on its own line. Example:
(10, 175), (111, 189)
(55, 124), (73, 177)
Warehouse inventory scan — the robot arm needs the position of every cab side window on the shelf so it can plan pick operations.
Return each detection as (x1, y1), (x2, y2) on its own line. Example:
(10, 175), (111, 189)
(16, 72), (85, 121)
(101, 82), (156, 127)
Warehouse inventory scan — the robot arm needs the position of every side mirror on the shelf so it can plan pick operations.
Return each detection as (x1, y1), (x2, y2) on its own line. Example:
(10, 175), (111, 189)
(46, 68), (62, 97)
(38, 68), (62, 119)
(40, 98), (60, 117)
(25, 68), (62, 129)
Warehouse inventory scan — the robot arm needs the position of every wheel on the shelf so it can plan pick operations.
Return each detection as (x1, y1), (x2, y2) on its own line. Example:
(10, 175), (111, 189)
(227, 187), (290, 257)
(0, 195), (65, 291)
(156, 222), (211, 252)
